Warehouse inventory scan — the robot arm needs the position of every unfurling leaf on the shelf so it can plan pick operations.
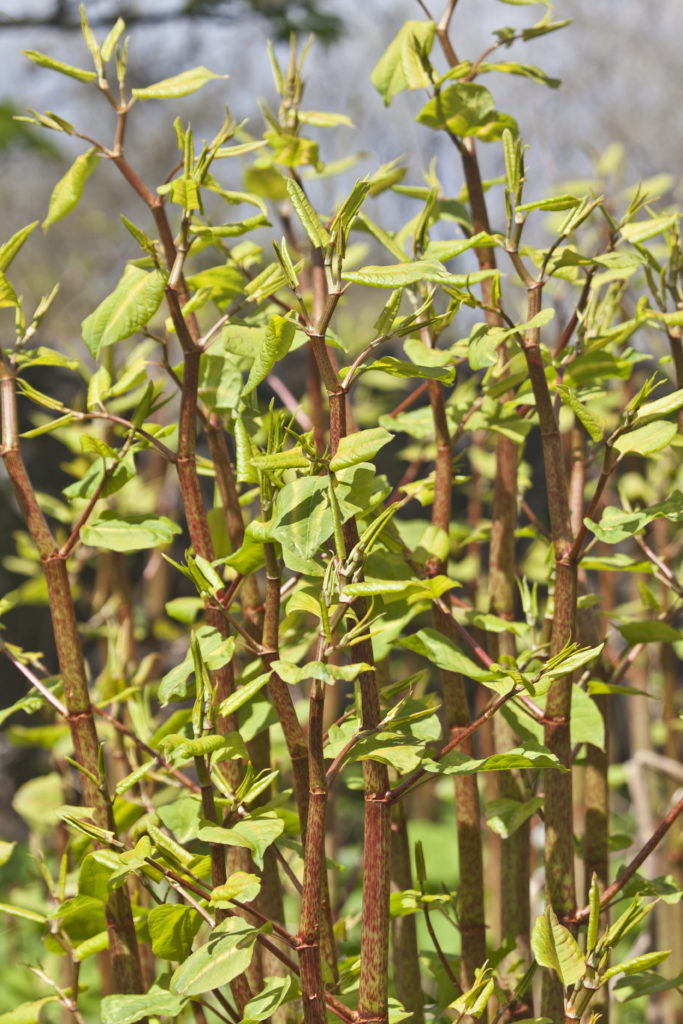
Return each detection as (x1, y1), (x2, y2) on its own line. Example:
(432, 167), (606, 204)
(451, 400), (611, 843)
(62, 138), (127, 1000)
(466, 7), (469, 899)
(43, 148), (100, 230)
(132, 66), (227, 100)
(243, 315), (296, 396)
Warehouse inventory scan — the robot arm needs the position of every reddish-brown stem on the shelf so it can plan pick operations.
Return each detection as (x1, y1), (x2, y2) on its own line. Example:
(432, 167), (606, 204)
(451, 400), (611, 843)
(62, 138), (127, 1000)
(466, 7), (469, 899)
(298, 679), (328, 1024)
(0, 371), (145, 1003)
(390, 802), (426, 1024)
(307, 265), (390, 1019)
(388, 380), (430, 418)
(425, 356), (486, 983)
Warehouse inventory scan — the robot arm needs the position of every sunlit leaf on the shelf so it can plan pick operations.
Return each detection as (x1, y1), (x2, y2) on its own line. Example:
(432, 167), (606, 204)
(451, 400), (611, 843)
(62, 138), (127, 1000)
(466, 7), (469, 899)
(80, 511), (181, 551)
(82, 265), (167, 357)
(170, 918), (259, 997)
(132, 66), (227, 100)
(531, 906), (585, 987)
(43, 148), (99, 230)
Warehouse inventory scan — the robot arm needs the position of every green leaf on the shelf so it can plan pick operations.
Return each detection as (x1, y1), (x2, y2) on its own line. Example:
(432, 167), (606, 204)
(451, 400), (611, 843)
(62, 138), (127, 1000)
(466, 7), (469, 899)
(0, 840), (16, 867)
(531, 906), (585, 987)
(618, 621), (681, 645)
(517, 194), (581, 214)
(12, 772), (64, 832)
(197, 813), (284, 870)
(614, 969), (683, 1003)
(243, 315), (296, 396)
(366, 356), (455, 384)
(160, 626), (236, 703)
(571, 685), (605, 750)
(101, 985), (186, 1024)
(219, 673), (271, 717)
(342, 258), (496, 289)
(132, 66), (226, 100)
(0, 222), (39, 273)
(82, 264), (167, 357)
(240, 976), (297, 1024)
(556, 384), (604, 442)
(270, 476), (329, 560)
(585, 492), (683, 544)
(22, 49), (96, 83)
(620, 213), (678, 243)
(329, 427), (393, 472)
(63, 451), (136, 501)
(43, 148), (99, 230)
(423, 231), (497, 262)
(371, 21), (436, 105)
(417, 82), (517, 141)
(485, 797), (544, 839)
(479, 60), (560, 89)
(148, 904), (202, 960)
(0, 272), (18, 308)
(270, 465), (375, 561)
(251, 449), (310, 472)
(170, 917), (259, 997)
(613, 420), (677, 455)
(285, 179), (329, 249)
(423, 741), (561, 776)
(101, 17), (125, 62)
(602, 949), (670, 983)
(0, 997), (60, 1024)
(211, 872), (262, 907)
(0, 901), (46, 924)
(396, 628), (486, 680)
(80, 511), (181, 552)
(78, 849), (121, 901)
(635, 387), (683, 422)
(274, 660), (371, 686)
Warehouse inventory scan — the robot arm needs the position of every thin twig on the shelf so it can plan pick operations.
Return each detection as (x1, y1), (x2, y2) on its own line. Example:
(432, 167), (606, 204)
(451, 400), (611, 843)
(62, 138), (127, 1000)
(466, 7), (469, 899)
(0, 639), (67, 716)
(569, 792), (683, 924)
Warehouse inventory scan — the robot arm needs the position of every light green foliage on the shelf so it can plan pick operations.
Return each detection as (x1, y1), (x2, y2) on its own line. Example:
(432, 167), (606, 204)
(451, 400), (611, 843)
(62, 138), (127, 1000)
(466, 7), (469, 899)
(0, 4), (680, 1024)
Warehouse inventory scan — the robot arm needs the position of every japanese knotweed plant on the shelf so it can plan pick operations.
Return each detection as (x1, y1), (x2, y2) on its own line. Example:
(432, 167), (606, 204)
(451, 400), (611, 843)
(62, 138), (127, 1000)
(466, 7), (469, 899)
(0, 4), (681, 1024)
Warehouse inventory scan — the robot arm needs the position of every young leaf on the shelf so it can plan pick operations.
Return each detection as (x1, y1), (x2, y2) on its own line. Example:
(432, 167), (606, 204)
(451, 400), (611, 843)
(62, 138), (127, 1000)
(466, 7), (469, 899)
(210, 872), (262, 906)
(531, 906), (585, 987)
(0, 221), (39, 272)
(243, 315), (296, 396)
(240, 976), (297, 1023)
(22, 49), (96, 83)
(613, 420), (677, 456)
(170, 918), (259, 997)
(590, 495), (683, 548)
(285, 178), (330, 249)
(101, 18), (125, 63)
(132, 67), (227, 100)
(618, 621), (681, 645)
(556, 384), (604, 442)
(0, 272), (19, 308)
(634, 387), (683, 422)
(370, 21), (436, 105)
(82, 265), (167, 357)
(219, 673), (271, 717)
(343, 259), (497, 290)
(396, 628), (486, 681)
(101, 986), (186, 1024)
(417, 83), (517, 141)
(43, 148), (100, 230)
(329, 427), (393, 472)
(148, 904), (202, 960)
(80, 511), (181, 552)
(196, 813), (284, 870)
